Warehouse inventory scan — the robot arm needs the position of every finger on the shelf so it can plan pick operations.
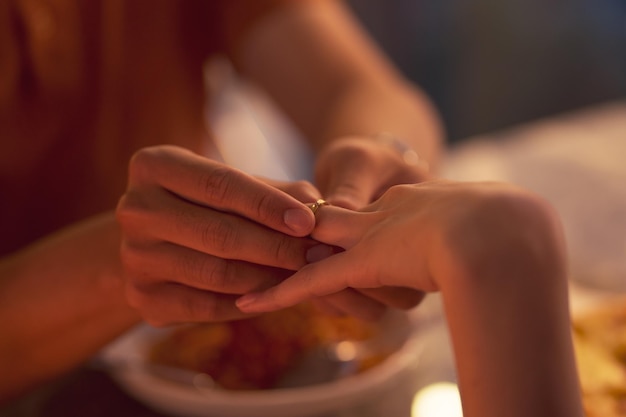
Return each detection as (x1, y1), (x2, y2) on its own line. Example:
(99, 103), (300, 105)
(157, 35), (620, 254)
(120, 241), (290, 294)
(236, 249), (368, 313)
(260, 178), (322, 203)
(318, 157), (381, 210)
(317, 290), (386, 321)
(119, 186), (322, 270)
(126, 283), (252, 326)
(355, 287), (426, 310)
(310, 204), (376, 249)
(129, 146), (315, 236)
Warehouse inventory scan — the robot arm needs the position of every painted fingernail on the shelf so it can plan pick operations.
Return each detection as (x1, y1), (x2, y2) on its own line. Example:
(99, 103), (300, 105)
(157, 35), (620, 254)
(284, 208), (314, 235)
(306, 244), (334, 263)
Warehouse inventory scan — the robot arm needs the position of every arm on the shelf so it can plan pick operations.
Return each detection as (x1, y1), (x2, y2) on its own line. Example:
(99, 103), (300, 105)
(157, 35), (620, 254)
(115, 146), (324, 325)
(231, 0), (442, 314)
(0, 147), (323, 402)
(234, 0), (444, 207)
(0, 213), (139, 403)
(236, 181), (584, 417)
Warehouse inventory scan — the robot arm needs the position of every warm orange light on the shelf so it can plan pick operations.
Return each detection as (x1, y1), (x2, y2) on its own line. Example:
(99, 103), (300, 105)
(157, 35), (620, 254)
(411, 382), (463, 417)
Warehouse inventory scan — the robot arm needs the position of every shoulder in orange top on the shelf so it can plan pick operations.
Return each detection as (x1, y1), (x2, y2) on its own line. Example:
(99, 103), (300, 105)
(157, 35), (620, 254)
(0, 0), (313, 254)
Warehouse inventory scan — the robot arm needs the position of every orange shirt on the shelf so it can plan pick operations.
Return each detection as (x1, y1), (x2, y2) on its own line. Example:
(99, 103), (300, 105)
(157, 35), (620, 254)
(0, 0), (298, 254)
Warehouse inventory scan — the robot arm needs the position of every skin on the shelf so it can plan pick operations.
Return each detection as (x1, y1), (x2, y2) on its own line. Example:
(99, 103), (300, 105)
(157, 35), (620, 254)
(212, 0), (442, 316)
(117, 0), (442, 325)
(236, 180), (585, 417)
(0, 1), (441, 402)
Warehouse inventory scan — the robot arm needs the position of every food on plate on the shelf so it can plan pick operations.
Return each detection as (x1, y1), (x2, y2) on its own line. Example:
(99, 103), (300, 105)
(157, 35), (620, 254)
(573, 297), (626, 416)
(148, 303), (393, 390)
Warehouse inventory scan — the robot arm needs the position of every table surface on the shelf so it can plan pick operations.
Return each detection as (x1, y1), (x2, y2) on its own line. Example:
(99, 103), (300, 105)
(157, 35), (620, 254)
(3, 99), (625, 417)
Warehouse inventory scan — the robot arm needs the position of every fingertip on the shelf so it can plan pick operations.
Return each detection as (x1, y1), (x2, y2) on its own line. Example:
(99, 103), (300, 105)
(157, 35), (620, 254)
(305, 244), (335, 263)
(235, 293), (264, 313)
(283, 207), (315, 236)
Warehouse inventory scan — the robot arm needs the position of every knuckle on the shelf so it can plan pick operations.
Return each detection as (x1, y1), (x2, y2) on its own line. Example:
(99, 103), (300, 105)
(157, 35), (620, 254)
(127, 146), (168, 182)
(251, 190), (275, 223)
(287, 180), (319, 200)
(182, 292), (220, 322)
(270, 235), (303, 268)
(379, 184), (412, 202)
(118, 244), (150, 283)
(293, 179), (315, 192)
(298, 264), (326, 298)
(115, 193), (137, 227)
(124, 283), (146, 312)
(114, 194), (132, 225)
(176, 252), (232, 292)
(271, 237), (290, 264)
(115, 189), (154, 229)
(198, 166), (234, 204)
(199, 258), (231, 290)
(199, 219), (238, 255)
(334, 181), (362, 195)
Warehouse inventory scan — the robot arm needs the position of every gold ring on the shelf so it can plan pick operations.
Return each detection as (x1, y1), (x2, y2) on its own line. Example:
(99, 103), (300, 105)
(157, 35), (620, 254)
(308, 199), (328, 215)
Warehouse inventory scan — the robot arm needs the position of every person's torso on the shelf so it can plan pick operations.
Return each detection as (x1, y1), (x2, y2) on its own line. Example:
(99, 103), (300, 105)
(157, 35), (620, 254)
(0, 0), (212, 253)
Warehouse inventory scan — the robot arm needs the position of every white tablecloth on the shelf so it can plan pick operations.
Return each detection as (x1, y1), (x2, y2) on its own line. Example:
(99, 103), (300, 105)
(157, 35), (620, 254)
(441, 100), (626, 292)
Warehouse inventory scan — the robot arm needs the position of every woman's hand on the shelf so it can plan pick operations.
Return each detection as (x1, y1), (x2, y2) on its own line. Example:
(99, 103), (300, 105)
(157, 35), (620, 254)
(263, 177), (424, 319)
(308, 134), (431, 315)
(115, 145), (326, 326)
(315, 134), (431, 210)
(236, 180), (563, 313)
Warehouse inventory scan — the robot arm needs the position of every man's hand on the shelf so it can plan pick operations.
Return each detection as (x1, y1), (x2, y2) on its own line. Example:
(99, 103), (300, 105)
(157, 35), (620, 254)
(116, 145), (325, 325)
(311, 135), (430, 314)
(315, 135), (430, 210)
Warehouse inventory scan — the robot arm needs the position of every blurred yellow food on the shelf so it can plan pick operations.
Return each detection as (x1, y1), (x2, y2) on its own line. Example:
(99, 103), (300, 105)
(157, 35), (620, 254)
(148, 303), (388, 390)
(573, 297), (626, 416)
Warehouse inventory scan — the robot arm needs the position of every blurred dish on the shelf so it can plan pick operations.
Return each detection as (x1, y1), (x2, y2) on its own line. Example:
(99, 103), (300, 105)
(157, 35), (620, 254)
(572, 295), (626, 417)
(99, 306), (422, 417)
(146, 303), (393, 390)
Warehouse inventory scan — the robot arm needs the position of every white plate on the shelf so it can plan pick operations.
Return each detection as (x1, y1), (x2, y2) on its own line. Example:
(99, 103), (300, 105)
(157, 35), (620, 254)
(99, 311), (423, 417)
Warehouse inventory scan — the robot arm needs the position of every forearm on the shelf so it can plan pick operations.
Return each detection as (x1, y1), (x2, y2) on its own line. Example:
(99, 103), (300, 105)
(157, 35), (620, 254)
(434, 203), (584, 417)
(234, 183), (585, 415)
(310, 76), (443, 169)
(440, 264), (582, 417)
(0, 213), (140, 402)
(236, 0), (443, 169)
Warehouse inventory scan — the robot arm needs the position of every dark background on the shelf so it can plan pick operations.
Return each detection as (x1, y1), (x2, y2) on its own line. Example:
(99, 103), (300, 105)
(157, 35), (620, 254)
(347, 0), (626, 142)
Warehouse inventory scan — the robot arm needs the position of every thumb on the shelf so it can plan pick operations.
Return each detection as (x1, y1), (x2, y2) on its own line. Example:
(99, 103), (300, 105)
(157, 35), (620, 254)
(319, 163), (379, 210)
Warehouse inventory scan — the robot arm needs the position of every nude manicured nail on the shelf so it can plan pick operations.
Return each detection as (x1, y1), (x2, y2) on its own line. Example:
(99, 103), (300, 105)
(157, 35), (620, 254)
(236, 294), (258, 311)
(306, 244), (334, 263)
(283, 208), (314, 234)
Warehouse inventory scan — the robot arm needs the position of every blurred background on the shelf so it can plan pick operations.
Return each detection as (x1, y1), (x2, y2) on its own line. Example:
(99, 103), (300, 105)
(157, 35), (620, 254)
(345, 0), (626, 142)
(212, 0), (626, 293)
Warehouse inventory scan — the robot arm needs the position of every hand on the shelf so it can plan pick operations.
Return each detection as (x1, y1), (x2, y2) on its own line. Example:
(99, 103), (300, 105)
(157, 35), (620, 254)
(263, 178), (422, 320)
(311, 134), (430, 315)
(236, 180), (561, 313)
(116, 145), (327, 325)
(314, 134), (430, 210)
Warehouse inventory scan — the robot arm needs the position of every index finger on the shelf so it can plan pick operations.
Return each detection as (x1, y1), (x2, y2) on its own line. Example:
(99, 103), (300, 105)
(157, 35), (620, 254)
(128, 146), (315, 236)
(310, 204), (374, 249)
(236, 249), (365, 313)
